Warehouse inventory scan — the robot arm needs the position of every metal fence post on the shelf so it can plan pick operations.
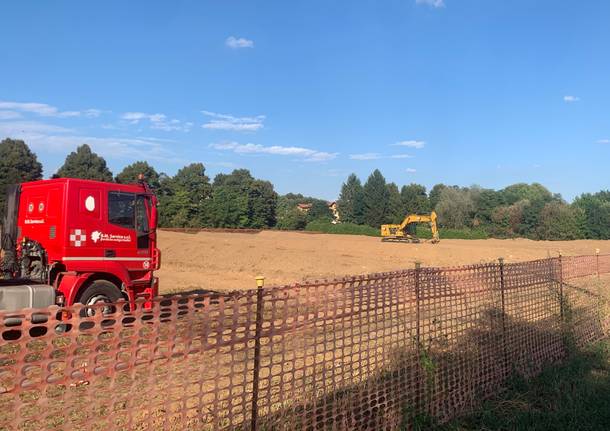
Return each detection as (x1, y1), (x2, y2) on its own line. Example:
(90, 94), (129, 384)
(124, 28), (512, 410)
(596, 249), (600, 280)
(413, 261), (424, 417)
(250, 276), (265, 431)
(498, 258), (508, 372)
(558, 253), (564, 322)
(415, 262), (421, 352)
(596, 249), (602, 329)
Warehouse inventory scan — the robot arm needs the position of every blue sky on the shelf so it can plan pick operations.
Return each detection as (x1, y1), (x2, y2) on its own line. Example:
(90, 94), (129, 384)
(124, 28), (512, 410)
(1, 0), (609, 201)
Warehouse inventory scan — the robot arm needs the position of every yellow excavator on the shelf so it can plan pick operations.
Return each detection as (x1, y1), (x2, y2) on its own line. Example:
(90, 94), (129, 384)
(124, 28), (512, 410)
(380, 211), (440, 243)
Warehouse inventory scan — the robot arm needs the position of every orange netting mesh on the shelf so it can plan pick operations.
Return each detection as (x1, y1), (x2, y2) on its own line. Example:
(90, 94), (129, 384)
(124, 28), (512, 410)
(0, 255), (608, 430)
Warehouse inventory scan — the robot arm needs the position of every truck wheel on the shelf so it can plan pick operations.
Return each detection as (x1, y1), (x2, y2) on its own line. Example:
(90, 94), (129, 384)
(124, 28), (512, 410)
(77, 280), (123, 318)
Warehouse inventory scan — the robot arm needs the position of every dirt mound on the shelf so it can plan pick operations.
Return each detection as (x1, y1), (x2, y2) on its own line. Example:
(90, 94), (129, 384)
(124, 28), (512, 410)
(156, 230), (609, 294)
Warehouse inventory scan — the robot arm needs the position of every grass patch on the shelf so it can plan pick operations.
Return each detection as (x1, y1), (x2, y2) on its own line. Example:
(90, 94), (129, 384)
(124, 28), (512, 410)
(424, 339), (610, 430)
(416, 225), (489, 240)
(304, 220), (489, 240)
(305, 220), (380, 237)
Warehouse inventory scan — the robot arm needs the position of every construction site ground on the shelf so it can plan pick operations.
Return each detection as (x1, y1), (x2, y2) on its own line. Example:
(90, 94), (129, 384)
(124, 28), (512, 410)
(156, 229), (610, 294)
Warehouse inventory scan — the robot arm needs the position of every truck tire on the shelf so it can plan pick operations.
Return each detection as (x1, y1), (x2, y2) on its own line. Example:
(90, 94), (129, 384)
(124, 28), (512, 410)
(77, 280), (123, 318)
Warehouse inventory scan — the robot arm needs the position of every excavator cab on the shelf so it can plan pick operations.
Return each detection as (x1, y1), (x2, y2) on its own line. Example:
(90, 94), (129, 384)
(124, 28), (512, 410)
(380, 211), (440, 243)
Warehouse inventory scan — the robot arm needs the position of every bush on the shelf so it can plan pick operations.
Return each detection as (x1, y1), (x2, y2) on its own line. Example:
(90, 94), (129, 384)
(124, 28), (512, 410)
(305, 220), (380, 237)
(304, 221), (488, 239)
(277, 207), (308, 230)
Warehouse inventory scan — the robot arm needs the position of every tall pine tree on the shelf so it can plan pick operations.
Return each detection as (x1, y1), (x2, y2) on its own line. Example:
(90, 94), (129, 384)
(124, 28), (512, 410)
(362, 169), (390, 227)
(337, 174), (365, 224)
(386, 182), (403, 223)
(400, 183), (430, 215)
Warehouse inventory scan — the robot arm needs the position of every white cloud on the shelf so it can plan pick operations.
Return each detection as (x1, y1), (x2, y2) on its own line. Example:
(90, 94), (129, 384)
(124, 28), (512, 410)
(0, 111), (22, 120)
(122, 112), (150, 123)
(0, 119), (185, 165)
(349, 153), (382, 160)
(406, 168), (417, 173)
(121, 112), (192, 132)
(0, 100), (101, 118)
(84, 109), (103, 118)
(210, 141), (337, 162)
(202, 110), (265, 132)
(0, 121), (74, 136)
(416, 0), (445, 8)
(563, 95), (580, 103)
(350, 153), (414, 160)
(393, 140), (426, 149)
(597, 139), (610, 144)
(225, 36), (254, 49)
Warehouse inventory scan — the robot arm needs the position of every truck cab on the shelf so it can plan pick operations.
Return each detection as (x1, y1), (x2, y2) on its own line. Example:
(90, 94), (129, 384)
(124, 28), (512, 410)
(1, 178), (160, 312)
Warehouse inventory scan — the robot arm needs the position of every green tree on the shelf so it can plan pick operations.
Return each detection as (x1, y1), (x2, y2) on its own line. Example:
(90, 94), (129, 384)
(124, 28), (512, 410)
(276, 194), (309, 230)
(436, 187), (475, 228)
(573, 192), (610, 239)
(115, 161), (161, 189)
(276, 207), (308, 230)
(209, 185), (249, 228)
(387, 182), (403, 223)
(491, 200), (528, 237)
(429, 184), (448, 210)
(362, 169), (390, 227)
(0, 139), (43, 219)
(307, 199), (333, 222)
(536, 202), (585, 240)
(337, 174), (365, 224)
(209, 169), (277, 228)
(209, 169), (253, 228)
(497, 183), (559, 237)
(400, 183), (429, 215)
(159, 163), (212, 227)
(499, 183), (555, 206)
(473, 188), (501, 226)
(55, 144), (113, 181)
(248, 180), (278, 228)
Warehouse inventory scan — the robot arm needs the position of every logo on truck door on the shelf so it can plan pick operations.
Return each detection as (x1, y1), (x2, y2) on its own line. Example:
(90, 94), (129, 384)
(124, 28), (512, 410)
(91, 230), (132, 244)
(69, 229), (87, 247)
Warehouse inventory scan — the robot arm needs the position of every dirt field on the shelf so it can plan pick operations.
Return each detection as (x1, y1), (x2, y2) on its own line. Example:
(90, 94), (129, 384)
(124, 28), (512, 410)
(155, 230), (610, 294)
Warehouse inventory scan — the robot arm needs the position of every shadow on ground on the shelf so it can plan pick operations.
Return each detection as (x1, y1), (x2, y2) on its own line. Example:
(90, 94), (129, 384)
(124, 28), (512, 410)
(432, 339), (610, 431)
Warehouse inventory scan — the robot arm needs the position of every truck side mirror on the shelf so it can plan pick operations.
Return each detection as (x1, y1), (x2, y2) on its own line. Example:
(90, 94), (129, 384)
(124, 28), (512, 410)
(150, 197), (158, 230)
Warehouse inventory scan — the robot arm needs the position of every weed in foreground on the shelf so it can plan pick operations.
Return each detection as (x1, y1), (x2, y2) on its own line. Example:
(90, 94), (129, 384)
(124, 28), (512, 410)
(427, 339), (610, 431)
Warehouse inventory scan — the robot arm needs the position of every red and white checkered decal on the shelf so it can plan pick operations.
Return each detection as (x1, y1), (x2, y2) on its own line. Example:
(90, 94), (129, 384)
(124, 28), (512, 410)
(69, 229), (87, 247)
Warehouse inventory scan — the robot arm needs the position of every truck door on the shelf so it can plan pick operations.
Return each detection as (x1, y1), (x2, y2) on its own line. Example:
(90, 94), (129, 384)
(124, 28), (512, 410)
(106, 191), (152, 273)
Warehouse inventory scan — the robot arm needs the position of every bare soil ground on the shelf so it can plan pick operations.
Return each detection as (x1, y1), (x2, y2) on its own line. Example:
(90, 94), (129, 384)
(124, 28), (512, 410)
(156, 230), (610, 294)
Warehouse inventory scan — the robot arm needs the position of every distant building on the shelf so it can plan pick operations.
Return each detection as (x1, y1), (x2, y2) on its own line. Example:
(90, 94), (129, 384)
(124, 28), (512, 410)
(296, 203), (313, 213)
(296, 201), (341, 224)
(328, 201), (340, 224)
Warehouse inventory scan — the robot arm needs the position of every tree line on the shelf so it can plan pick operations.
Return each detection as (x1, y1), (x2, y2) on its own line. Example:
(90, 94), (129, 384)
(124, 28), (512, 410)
(0, 139), (278, 229)
(1, 138), (609, 240)
(336, 169), (608, 240)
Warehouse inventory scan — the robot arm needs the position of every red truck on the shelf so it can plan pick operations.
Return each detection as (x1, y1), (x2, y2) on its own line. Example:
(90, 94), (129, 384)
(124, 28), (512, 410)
(0, 178), (160, 313)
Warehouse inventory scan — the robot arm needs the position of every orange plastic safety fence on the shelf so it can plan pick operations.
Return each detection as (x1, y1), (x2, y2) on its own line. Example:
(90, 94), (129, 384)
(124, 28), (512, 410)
(0, 255), (607, 430)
